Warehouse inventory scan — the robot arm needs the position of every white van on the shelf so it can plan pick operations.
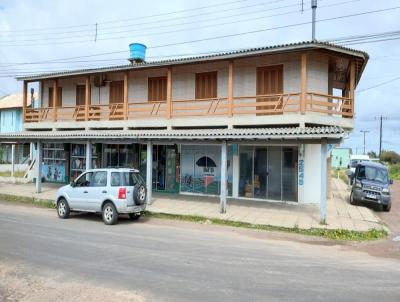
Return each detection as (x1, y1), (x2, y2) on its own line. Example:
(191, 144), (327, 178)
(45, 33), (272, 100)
(349, 155), (370, 174)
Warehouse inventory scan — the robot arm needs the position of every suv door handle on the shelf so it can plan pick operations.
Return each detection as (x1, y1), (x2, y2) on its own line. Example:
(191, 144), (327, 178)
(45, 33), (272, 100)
(83, 191), (88, 193)
(102, 190), (107, 194)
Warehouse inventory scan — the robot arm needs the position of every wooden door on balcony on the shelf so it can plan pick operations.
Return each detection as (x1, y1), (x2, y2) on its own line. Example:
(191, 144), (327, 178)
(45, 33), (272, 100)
(75, 85), (86, 121)
(195, 71), (217, 99)
(48, 87), (62, 107)
(109, 81), (124, 120)
(256, 65), (283, 115)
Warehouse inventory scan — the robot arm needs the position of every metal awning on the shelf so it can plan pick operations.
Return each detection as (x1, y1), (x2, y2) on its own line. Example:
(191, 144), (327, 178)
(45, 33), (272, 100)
(0, 126), (345, 143)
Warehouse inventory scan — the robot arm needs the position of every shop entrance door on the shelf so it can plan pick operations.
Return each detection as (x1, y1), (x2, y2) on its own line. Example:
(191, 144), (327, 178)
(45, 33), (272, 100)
(152, 145), (178, 193)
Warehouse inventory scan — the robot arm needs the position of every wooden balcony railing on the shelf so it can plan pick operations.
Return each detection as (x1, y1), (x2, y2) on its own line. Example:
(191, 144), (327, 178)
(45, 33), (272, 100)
(23, 92), (353, 123)
(306, 92), (353, 118)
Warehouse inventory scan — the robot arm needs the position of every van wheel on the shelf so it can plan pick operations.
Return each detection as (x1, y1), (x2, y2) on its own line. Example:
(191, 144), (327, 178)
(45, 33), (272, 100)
(57, 198), (70, 219)
(383, 202), (391, 212)
(349, 192), (356, 205)
(102, 202), (118, 225)
(129, 213), (141, 221)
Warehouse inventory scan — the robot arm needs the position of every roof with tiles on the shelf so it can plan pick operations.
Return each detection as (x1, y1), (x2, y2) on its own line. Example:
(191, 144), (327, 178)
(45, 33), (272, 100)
(17, 41), (368, 81)
(0, 126), (345, 141)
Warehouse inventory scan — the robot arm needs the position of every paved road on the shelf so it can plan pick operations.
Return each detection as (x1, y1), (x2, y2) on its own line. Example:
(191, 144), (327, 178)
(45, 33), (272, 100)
(377, 180), (400, 235)
(0, 202), (400, 302)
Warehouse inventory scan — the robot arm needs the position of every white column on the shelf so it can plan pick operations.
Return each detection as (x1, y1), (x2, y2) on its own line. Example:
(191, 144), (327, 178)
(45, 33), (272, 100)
(35, 141), (42, 193)
(11, 144), (15, 177)
(146, 141), (153, 204)
(86, 141), (92, 171)
(29, 143), (34, 161)
(220, 141), (227, 213)
(320, 140), (327, 224)
(232, 144), (239, 198)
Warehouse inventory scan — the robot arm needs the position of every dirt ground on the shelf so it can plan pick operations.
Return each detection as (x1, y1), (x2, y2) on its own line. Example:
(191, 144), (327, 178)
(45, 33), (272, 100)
(0, 261), (147, 302)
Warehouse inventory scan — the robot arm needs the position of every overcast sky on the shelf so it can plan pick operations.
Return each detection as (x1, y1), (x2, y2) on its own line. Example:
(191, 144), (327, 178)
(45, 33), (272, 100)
(0, 0), (399, 154)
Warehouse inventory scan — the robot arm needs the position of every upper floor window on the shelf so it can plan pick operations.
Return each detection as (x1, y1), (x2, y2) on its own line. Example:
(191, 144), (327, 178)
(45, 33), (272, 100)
(76, 85), (86, 106)
(195, 71), (217, 99)
(256, 65), (283, 95)
(109, 81), (124, 104)
(148, 77), (167, 102)
(48, 87), (62, 107)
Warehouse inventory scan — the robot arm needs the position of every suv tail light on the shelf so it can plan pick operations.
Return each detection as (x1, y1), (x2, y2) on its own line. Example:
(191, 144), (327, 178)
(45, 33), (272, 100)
(118, 187), (127, 199)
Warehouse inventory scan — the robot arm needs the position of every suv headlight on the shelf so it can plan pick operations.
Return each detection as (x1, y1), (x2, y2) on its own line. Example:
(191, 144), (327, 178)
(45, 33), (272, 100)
(354, 181), (362, 189)
(382, 188), (390, 195)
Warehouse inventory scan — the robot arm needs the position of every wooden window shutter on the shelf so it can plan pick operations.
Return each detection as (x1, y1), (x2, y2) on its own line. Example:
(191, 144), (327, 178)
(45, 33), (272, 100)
(109, 81), (124, 104)
(195, 71), (217, 99)
(148, 77), (167, 102)
(256, 65), (283, 115)
(76, 85), (86, 106)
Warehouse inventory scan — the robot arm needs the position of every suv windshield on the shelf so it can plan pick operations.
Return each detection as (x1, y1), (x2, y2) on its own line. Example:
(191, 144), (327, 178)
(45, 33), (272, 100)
(356, 165), (388, 183)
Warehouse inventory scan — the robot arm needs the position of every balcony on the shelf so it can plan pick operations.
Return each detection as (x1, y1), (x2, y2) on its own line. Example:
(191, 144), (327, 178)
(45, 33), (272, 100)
(24, 92), (353, 126)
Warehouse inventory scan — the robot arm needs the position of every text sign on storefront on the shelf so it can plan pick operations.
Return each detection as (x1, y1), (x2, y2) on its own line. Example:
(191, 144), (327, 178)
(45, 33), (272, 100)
(298, 144), (305, 186)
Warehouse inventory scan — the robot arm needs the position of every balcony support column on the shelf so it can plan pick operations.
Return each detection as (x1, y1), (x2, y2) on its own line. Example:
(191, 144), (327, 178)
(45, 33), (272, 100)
(53, 79), (58, 122)
(146, 141), (153, 204)
(124, 72), (129, 120)
(300, 53), (307, 114)
(11, 144), (15, 178)
(86, 141), (92, 171)
(85, 76), (91, 121)
(22, 81), (28, 123)
(35, 141), (42, 193)
(220, 140), (228, 213)
(349, 61), (355, 117)
(227, 61), (234, 117)
(166, 67), (172, 119)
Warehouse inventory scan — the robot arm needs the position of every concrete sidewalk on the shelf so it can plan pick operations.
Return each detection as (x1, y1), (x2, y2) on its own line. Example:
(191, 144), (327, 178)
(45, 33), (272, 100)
(0, 179), (384, 232)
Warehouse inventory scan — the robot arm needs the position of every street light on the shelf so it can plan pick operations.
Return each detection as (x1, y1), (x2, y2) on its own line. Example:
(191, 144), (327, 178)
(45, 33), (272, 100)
(360, 130), (370, 155)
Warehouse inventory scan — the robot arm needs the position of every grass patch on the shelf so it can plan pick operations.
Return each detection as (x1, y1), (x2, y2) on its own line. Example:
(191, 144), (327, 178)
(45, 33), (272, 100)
(331, 168), (349, 185)
(0, 193), (54, 209)
(389, 164), (400, 181)
(143, 211), (387, 241)
(0, 171), (26, 177)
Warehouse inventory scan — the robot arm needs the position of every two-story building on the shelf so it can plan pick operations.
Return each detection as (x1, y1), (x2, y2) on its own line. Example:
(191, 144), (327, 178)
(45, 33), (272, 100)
(0, 41), (368, 220)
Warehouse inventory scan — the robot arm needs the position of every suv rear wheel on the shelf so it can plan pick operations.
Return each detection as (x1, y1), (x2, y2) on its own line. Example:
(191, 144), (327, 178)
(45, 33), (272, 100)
(102, 202), (118, 225)
(133, 184), (147, 205)
(57, 198), (70, 219)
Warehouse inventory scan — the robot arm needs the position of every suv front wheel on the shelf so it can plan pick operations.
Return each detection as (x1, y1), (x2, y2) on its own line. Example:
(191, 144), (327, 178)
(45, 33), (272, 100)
(102, 202), (118, 225)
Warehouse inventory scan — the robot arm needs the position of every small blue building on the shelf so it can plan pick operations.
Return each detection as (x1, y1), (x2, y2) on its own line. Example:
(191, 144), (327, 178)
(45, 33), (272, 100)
(0, 93), (32, 164)
(331, 147), (352, 169)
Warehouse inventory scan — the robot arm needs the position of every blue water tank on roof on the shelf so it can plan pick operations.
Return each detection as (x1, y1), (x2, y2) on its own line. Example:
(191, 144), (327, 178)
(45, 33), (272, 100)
(129, 43), (147, 63)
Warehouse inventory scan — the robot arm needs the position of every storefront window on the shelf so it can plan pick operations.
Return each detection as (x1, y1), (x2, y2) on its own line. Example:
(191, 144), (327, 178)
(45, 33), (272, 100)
(239, 146), (298, 202)
(180, 145), (232, 196)
(42, 143), (68, 183)
(103, 144), (134, 168)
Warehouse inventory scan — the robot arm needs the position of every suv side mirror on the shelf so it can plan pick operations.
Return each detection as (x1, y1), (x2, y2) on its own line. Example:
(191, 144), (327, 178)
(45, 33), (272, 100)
(389, 179), (394, 185)
(70, 181), (76, 188)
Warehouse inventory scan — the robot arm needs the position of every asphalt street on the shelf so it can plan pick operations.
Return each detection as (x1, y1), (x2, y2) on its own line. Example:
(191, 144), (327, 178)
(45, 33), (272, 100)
(0, 202), (399, 302)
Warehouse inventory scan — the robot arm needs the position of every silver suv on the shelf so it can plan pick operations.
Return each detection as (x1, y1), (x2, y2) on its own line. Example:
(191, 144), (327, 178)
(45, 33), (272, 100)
(55, 168), (147, 225)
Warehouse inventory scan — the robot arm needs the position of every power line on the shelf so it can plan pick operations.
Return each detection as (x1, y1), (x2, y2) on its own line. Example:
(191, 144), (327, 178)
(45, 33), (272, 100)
(1, 0), (290, 37)
(356, 76), (400, 93)
(0, 0), (307, 45)
(0, 3), (396, 50)
(0, 0), (263, 34)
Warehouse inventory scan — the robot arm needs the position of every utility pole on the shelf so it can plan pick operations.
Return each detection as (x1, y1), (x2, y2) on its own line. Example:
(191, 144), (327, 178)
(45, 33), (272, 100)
(360, 130), (370, 155)
(311, 0), (318, 41)
(375, 115), (388, 158)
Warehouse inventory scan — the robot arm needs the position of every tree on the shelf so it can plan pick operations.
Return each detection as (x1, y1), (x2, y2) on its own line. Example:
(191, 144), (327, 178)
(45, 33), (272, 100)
(367, 151), (378, 159)
(380, 150), (400, 164)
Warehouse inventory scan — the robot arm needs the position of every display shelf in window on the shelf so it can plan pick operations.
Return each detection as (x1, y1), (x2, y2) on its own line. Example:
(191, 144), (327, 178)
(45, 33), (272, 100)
(41, 143), (68, 183)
